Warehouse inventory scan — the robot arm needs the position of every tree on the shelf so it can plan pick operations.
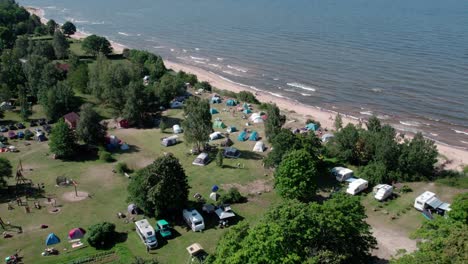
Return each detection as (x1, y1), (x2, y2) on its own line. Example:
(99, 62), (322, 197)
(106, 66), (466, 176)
(41, 82), (76, 121)
(449, 193), (468, 225)
(30, 40), (56, 60)
(194, 81), (212, 92)
(46, 19), (58, 35)
(52, 30), (69, 59)
(0, 49), (25, 94)
(274, 149), (319, 202)
(359, 161), (390, 186)
(264, 103), (285, 142)
(0, 157), (13, 187)
(67, 63), (89, 93)
(216, 149), (224, 167)
(18, 85), (31, 120)
(87, 222), (117, 249)
(334, 113), (343, 131)
(122, 82), (147, 127)
(366, 115), (381, 133)
(265, 129), (300, 167)
(237, 91), (259, 104)
(155, 73), (185, 106)
(49, 119), (77, 159)
(61, 21), (76, 36)
(76, 104), (105, 145)
(127, 155), (190, 217)
(82, 35), (112, 56)
(398, 133), (438, 180)
(13, 35), (29, 58)
(330, 123), (361, 164)
(159, 118), (167, 132)
(182, 97), (212, 152)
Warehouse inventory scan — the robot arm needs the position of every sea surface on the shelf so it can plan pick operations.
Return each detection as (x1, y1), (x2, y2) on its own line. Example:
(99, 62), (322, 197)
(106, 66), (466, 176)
(19, 0), (468, 148)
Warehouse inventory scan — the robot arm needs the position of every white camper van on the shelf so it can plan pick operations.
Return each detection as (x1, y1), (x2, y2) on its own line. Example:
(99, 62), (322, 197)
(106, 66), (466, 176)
(331, 167), (354, 182)
(373, 184), (393, 201)
(346, 178), (368, 195)
(135, 219), (158, 249)
(414, 191), (451, 214)
(183, 209), (205, 232)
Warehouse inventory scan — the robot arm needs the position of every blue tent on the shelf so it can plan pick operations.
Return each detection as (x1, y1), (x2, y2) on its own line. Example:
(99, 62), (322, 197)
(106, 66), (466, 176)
(249, 131), (258, 141)
(226, 99), (237, 106)
(45, 233), (60, 246)
(243, 103), (249, 109)
(243, 109), (252, 114)
(238, 131), (247, 141)
(212, 185), (219, 192)
(210, 108), (219, 114)
(306, 123), (319, 131)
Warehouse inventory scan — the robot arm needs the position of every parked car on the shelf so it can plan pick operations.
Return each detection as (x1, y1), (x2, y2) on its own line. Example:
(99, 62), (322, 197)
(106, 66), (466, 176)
(17, 123), (25, 129)
(223, 147), (241, 158)
(38, 119), (47, 126)
(43, 125), (52, 134)
(0, 126), (8, 132)
(8, 124), (17, 130)
(156, 220), (172, 238)
(30, 120), (38, 127)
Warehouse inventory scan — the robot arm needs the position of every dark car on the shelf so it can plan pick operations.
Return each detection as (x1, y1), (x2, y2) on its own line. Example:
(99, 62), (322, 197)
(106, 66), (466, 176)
(17, 123), (26, 129)
(43, 125), (52, 134)
(8, 124), (17, 130)
(38, 119), (47, 126)
(0, 126), (8, 132)
(30, 120), (38, 127)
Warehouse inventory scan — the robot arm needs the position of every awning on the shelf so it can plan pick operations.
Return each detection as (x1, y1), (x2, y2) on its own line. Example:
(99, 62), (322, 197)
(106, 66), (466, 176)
(426, 197), (444, 209)
(438, 203), (451, 211)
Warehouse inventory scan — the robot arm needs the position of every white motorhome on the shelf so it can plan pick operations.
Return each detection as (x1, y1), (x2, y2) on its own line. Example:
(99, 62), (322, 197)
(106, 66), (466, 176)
(135, 219), (158, 249)
(346, 178), (368, 195)
(183, 209), (205, 232)
(373, 184), (393, 201)
(414, 191), (451, 214)
(331, 167), (354, 182)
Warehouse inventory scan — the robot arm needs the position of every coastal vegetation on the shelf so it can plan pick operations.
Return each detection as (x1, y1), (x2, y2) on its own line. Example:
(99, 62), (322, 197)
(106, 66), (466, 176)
(0, 1), (466, 263)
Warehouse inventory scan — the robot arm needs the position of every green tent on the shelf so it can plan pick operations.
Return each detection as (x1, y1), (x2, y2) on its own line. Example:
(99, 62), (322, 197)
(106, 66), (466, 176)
(243, 103), (249, 109)
(249, 131), (259, 141)
(210, 108), (219, 114)
(238, 131), (247, 141)
(306, 123), (319, 131)
(243, 109), (252, 114)
(227, 126), (237, 133)
(213, 120), (226, 129)
(226, 99), (237, 106)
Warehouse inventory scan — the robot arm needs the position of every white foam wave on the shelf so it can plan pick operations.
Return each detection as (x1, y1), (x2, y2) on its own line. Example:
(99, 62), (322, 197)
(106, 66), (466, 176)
(118, 32), (131, 36)
(461, 141), (468, 145)
(194, 61), (206, 64)
(268, 92), (286, 99)
(222, 70), (242, 77)
(183, 49), (187, 53)
(287, 82), (316, 92)
(170, 49), (175, 52)
(209, 64), (220, 68)
(217, 57), (224, 61)
(453, 129), (468, 136)
(91, 21), (105, 25)
(45, 6), (56, 9)
(371, 88), (383, 93)
(360, 111), (373, 116)
(430, 133), (439, 137)
(153, 46), (164, 49)
(399, 121), (421, 127)
(190, 56), (210, 62)
(273, 78), (280, 81)
(284, 89), (295, 92)
(210, 72), (259, 91)
(377, 115), (390, 120)
(227, 65), (248, 73)
(300, 93), (312, 97)
(195, 48), (200, 51)
(74, 20), (89, 24)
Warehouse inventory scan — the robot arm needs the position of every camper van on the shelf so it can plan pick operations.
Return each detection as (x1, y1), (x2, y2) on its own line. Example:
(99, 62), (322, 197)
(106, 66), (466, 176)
(183, 209), (205, 232)
(373, 184), (393, 201)
(331, 167), (354, 182)
(414, 191), (451, 215)
(346, 178), (368, 195)
(135, 219), (158, 249)
(161, 135), (178, 147)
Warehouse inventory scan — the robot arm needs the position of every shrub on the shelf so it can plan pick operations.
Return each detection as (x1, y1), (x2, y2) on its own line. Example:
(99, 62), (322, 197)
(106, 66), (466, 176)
(237, 91), (259, 104)
(115, 162), (129, 174)
(220, 188), (247, 204)
(87, 222), (116, 249)
(99, 150), (113, 162)
(216, 149), (223, 168)
(24, 129), (34, 140)
(400, 185), (413, 193)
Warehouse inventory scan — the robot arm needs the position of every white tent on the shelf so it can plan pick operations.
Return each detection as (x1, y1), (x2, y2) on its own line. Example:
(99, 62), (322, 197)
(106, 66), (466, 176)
(253, 141), (266, 152)
(173, 124), (183, 134)
(170, 101), (183, 109)
(209, 132), (223, 141)
(215, 206), (235, 220)
(249, 113), (264, 123)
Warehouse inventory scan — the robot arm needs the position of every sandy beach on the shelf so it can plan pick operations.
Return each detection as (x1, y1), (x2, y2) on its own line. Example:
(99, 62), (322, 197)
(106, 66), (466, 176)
(26, 7), (467, 171)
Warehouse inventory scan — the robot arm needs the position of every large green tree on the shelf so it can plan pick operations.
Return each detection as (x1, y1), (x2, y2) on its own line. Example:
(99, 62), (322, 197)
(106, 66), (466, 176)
(274, 149), (319, 202)
(87, 222), (117, 249)
(61, 21), (76, 36)
(67, 63), (89, 93)
(122, 82), (148, 127)
(0, 157), (13, 187)
(41, 81), (76, 121)
(76, 104), (105, 145)
(182, 97), (212, 152)
(398, 133), (438, 180)
(49, 119), (77, 159)
(264, 103), (285, 142)
(52, 30), (69, 59)
(82, 35), (112, 56)
(46, 19), (58, 35)
(264, 129), (300, 167)
(127, 155), (190, 217)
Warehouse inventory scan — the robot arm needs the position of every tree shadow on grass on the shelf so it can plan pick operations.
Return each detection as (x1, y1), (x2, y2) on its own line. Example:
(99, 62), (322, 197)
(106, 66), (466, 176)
(239, 150), (263, 160)
(0, 184), (45, 204)
(94, 231), (128, 250)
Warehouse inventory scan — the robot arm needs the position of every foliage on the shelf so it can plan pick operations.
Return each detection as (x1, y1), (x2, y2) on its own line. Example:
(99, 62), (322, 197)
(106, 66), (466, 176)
(154, 73), (186, 107)
(264, 129), (300, 167)
(159, 118), (167, 132)
(449, 193), (468, 225)
(23, 55), (62, 97)
(397, 133), (438, 180)
(49, 119), (77, 158)
(182, 97), (212, 152)
(87, 222), (117, 249)
(0, 0), (37, 50)
(216, 148), (223, 167)
(17, 84), (31, 120)
(29, 40), (56, 60)
(264, 103), (285, 142)
(274, 149), (319, 202)
(67, 63), (89, 93)
(76, 103), (105, 145)
(334, 113), (343, 131)
(131, 257), (160, 264)
(99, 150), (113, 162)
(209, 194), (376, 264)
(61, 21), (76, 36)
(41, 81), (76, 121)
(359, 161), (390, 186)
(0, 157), (13, 187)
(0, 49), (25, 95)
(82, 34), (112, 56)
(127, 155), (189, 217)
(123, 82), (149, 127)
(125, 49), (167, 81)
(400, 185), (413, 193)
(115, 162), (130, 175)
(52, 30), (69, 59)
(220, 188), (246, 204)
(46, 19), (57, 35)
(194, 81), (212, 92)
(236, 91), (259, 104)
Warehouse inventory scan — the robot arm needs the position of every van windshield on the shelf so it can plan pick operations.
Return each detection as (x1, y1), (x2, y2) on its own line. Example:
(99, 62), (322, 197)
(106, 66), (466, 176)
(194, 221), (203, 226)
(147, 235), (156, 242)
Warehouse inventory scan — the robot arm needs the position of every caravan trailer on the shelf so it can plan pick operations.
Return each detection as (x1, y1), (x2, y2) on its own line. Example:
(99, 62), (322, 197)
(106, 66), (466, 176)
(414, 191), (451, 215)
(183, 209), (205, 232)
(331, 167), (354, 182)
(135, 219), (158, 249)
(346, 179), (368, 195)
(161, 135), (178, 147)
(373, 184), (393, 201)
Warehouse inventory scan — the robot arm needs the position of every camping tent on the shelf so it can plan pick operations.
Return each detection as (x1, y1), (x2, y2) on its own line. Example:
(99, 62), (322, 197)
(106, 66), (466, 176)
(211, 96), (221, 104)
(249, 131), (259, 141)
(321, 134), (334, 143)
(253, 141), (265, 152)
(237, 131), (247, 141)
(128, 204), (138, 214)
(45, 233), (60, 246)
(226, 99), (237, 106)
(243, 109), (252, 114)
(213, 121), (226, 129)
(209, 132), (223, 141)
(210, 108), (219, 114)
(226, 126), (236, 133)
(243, 103), (249, 109)
(170, 101), (183, 109)
(251, 116), (263, 123)
(68, 228), (85, 240)
(173, 124), (183, 134)
(306, 123), (320, 131)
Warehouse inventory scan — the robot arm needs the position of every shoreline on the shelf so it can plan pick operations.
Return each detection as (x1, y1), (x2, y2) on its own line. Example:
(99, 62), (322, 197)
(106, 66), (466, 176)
(26, 6), (467, 171)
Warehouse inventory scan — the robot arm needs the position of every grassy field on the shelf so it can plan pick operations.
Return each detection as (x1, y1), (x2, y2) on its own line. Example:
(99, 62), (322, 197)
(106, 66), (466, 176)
(0, 102), (281, 264)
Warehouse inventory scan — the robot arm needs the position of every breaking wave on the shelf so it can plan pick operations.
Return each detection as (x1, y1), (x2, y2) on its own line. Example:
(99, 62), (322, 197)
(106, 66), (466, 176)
(287, 82), (316, 92)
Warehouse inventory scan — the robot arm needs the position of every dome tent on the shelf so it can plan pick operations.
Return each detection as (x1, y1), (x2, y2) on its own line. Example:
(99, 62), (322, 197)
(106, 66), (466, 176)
(253, 141), (266, 152)
(68, 228), (86, 240)
(128, 204), (139, 214)
(237, 131), (247, 141)
(213, 120), (226, 129)
(226, 99), (237, 106)
(45, 233), (60, 246)
(249, 131), (259, 141)
(227, 126), (236, 133)
(210, 108), (219, 114)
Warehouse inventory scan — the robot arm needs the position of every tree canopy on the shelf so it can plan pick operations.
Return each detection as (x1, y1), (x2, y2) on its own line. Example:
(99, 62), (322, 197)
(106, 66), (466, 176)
(87, 222), (117, 249)
(264, 103), (285, 142)
(82, 35), (112, 56)
(0, 157), (13, 187)
(182, 97), (212, 152)
(49, 118), (77, 158)
(52, 30), (69, 59)
(61, 21), (76, 36)
(76, 103), (105, 145)
(127, 155), (190, 217)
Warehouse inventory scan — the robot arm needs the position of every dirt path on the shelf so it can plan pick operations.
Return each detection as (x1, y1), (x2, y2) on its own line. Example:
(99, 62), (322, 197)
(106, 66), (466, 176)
(369, 221), (417, 260)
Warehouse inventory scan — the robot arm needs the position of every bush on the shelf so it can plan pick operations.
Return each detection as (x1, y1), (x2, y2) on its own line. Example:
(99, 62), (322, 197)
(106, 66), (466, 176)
(87, 222), (116, 249)
(400, 185), (413, 193)
(115, 162), (130, 174)
(216, 149), (223, 168)
(220, 188), (247, 204)
(237, 91), (259, 104)
(24, 129), (34, 140)
(99, 150), (113, 162)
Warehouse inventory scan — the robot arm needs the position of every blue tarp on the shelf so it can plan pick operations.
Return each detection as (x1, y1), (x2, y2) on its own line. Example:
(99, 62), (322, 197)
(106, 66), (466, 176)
(249, 131), (258, 141)
(45, 233), (60, 246)
(306, 123), (319, 131)
(238, 131), (247, 141)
